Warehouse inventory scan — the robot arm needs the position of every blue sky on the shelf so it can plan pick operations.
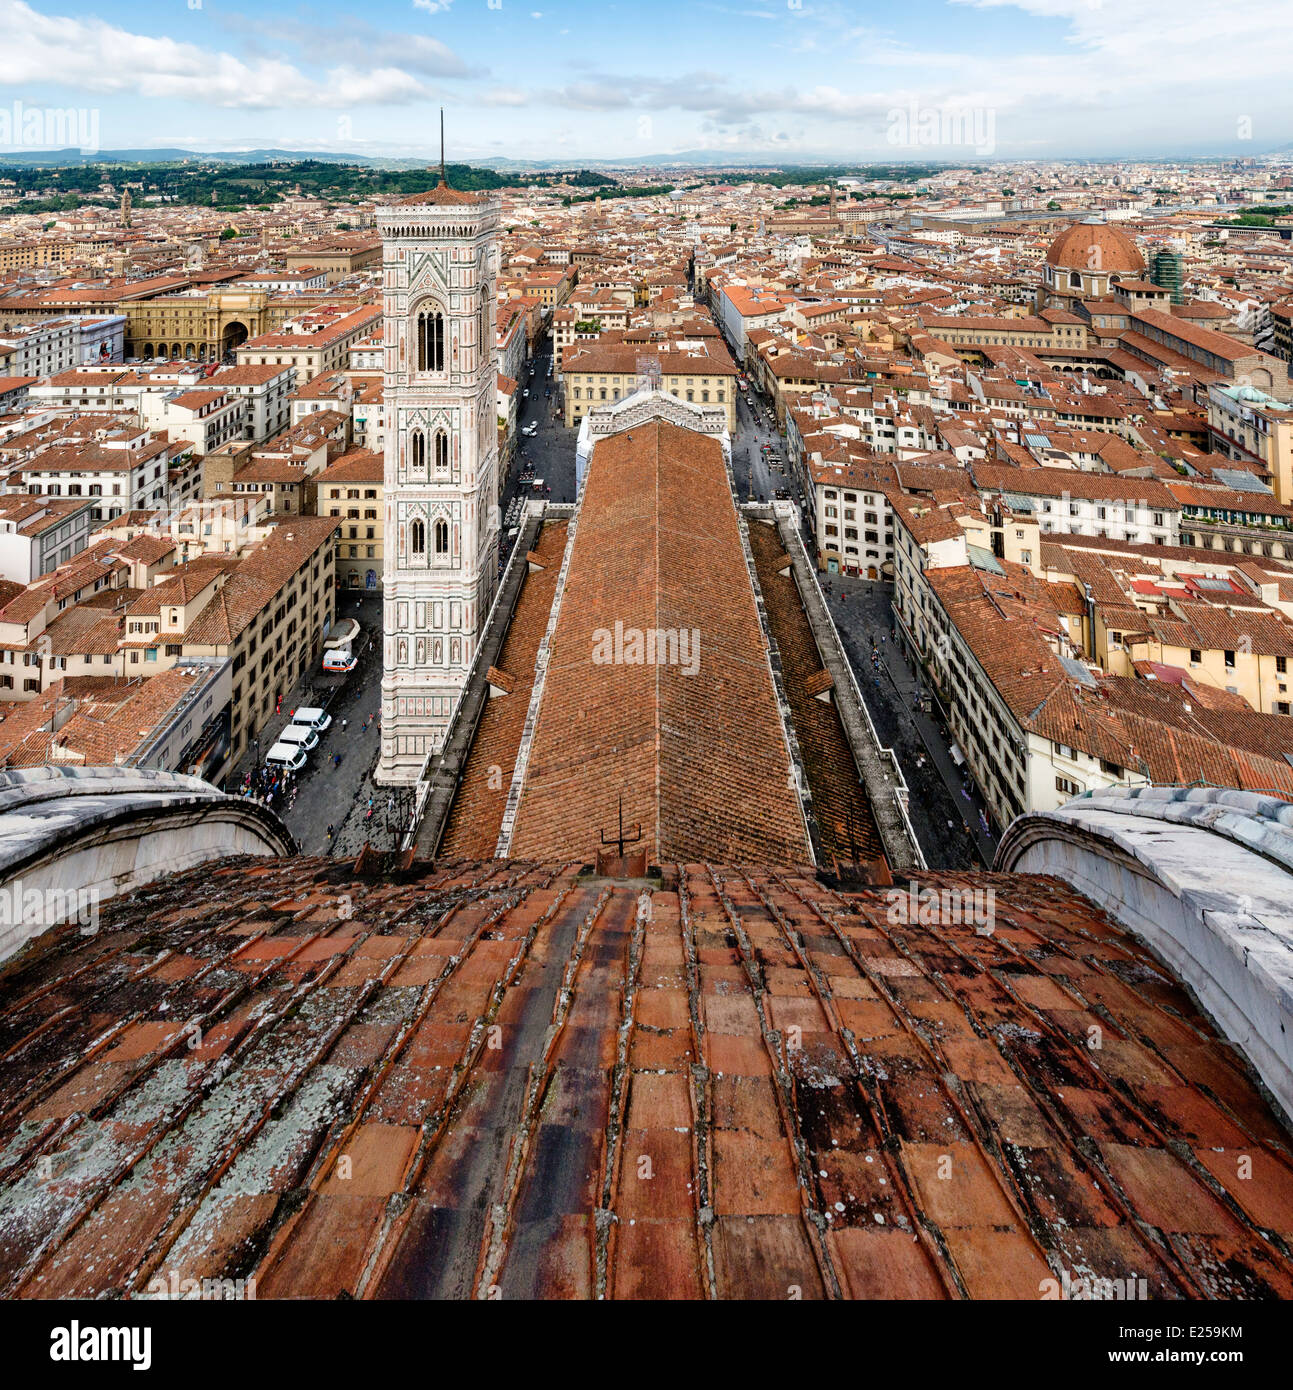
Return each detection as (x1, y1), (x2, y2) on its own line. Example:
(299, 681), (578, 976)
(1, 0), (1289, 161)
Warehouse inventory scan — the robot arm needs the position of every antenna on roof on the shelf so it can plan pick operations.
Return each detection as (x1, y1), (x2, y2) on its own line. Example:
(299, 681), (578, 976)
(439, 108), (447, 187)
(600, 794), (642, 858)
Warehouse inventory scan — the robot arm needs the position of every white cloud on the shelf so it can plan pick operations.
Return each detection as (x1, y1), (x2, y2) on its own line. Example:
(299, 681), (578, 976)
(481, 87), (530, 107)
(0, 0), (439, 108)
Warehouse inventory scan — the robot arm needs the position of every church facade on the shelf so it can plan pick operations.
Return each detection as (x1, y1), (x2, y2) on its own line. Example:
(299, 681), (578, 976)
(376, 176), (502, 784)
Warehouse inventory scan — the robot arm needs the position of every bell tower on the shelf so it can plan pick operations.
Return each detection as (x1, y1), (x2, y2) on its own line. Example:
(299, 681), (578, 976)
(376, 128), (501, 784)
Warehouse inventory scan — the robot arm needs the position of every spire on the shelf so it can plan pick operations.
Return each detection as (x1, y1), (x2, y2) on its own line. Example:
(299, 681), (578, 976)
(439, 107), (447, 187)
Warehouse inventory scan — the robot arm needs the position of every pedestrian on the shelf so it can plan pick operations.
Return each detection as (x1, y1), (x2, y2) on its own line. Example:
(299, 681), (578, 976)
(342, 718), (348, 732)
(326, 823), (334, 841)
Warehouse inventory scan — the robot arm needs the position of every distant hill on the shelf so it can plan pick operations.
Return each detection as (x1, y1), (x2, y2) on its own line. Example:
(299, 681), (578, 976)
(0, 148), (426, 169)
(0, 146), (955, 173)
(1, 144), (1291, 173)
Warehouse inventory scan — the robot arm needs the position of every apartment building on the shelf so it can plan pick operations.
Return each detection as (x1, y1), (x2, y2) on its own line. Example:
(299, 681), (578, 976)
(283, 238), (381, 283)
(563, 341), (738, 428)
(139, 386), (244, 455)
(1111, 600), (1293, 716)
(969, 462), (1180, 546)
(551, 307), (612, 375)
(0, 238), (70, 271)
(288, 370), (352, 427)
(236, 305), (382, 384)
(0, 495), (95, 583)
(810, 457), (896, 578)
(0, 660), (233, 782)
(210, 363), (298, 443)
(496, 304), (527, 386)
(0, 318), (77, 377)
(172, 516), (339, 764)
(20, 432), (185, 521)
(316, 447), (383, 593)
(1206, 382), (1293, 504)
(713, 281), (798, 363)
(507, 268), (574, 313)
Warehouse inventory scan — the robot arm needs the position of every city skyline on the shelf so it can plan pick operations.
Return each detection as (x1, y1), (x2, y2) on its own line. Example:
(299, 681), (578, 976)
(0, 0), (1289, 163)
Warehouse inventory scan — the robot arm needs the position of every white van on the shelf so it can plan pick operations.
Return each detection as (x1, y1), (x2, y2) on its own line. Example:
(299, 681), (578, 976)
(265, 742), (307, 772)
(278, 724), (318, 752)
(291, 706), (332, 733)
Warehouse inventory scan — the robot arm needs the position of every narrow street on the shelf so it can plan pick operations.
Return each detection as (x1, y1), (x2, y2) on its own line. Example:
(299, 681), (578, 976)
(221, 593), (403, 858)
(822, 574), (998, 869)
(730, 383), (811, 516)
(502, 332), (577, 508)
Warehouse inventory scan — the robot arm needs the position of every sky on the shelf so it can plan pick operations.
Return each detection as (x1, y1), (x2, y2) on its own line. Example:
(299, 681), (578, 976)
(0, 0), (1288, 163)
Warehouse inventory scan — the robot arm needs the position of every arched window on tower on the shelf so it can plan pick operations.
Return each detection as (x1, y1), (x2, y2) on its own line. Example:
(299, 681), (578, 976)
(411, 519), (426, 556)
(1069, 271), (1082, 289)
(411, 431), (425, 472)
(417, 306), (445, 372)
(434, 519), (449, 556)
(479, 294), (488, 364)
(434, 431), (449, 473)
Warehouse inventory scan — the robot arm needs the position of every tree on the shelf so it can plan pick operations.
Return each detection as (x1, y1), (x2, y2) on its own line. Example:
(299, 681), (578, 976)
(1047, 200), (1060, 211)
(219, 226), (237, 240)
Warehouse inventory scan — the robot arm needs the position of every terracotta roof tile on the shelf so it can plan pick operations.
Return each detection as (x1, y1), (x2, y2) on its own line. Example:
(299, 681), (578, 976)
(1, 859), (1291, 1299)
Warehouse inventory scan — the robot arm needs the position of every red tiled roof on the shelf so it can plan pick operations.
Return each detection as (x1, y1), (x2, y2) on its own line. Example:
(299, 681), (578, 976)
(1, 857), (1291, 1298)
(509, 420), (811, 866)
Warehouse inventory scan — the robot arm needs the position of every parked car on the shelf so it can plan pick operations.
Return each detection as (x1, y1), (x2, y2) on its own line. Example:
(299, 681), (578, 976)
(291, 706), (332, 734)
(323, 651), (357, 674)
(265, 741), (307, 772)
(278, 724), (319, 753)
